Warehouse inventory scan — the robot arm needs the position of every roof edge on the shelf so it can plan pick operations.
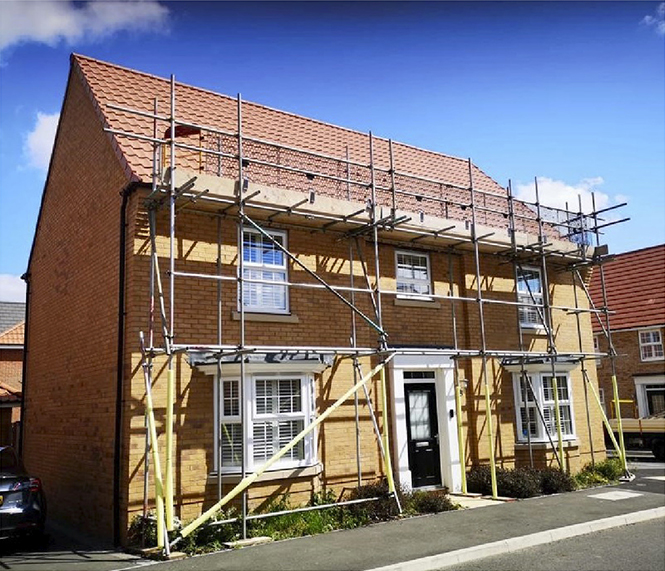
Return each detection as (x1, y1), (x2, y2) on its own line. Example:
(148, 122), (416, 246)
(71, 53), (505, 193)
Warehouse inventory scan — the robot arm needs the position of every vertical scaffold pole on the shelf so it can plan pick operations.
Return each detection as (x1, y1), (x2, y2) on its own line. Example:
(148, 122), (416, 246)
(534, 178), (566, 472)
(237, 93), (248, 538)
(448, 250), (467, 493)
(468, 159), (498, 498)
(165, 75), (176, 532)
(508, 182), (534, 468)
(349, 242), (362, 487)
(139, 333), (167, 552)
(217, 216), (224, 500)
(591, 192), (629, 476)
(142, 97), (159, 545)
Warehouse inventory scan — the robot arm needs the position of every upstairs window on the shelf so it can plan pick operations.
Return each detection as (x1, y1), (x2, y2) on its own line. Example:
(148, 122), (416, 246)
(242, 228), (288, 313)
(639, 329), (664, 361)
(396, 250), (432, 298)
(516, 267), (544, 328)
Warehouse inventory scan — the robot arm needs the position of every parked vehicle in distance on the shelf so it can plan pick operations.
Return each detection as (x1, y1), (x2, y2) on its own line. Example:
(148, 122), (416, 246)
(0, 446), (46, 539)
(607, 411), (665, 462)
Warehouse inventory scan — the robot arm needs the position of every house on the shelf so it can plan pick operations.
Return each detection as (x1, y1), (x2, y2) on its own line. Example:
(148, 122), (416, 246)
(0, 301), (25, 449)
(22, 54), (614, 546)
(590, 244), (665, 419)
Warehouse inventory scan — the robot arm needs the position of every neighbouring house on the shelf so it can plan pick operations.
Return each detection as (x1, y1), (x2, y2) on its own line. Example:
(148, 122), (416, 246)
(22, 54), (613, 546)
(590, 244), (665, 419)
(0, 301), (25, 449)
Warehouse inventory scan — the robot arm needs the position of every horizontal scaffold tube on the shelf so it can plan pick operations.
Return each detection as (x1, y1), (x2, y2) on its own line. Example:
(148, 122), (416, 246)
(175, 355), (395, 544)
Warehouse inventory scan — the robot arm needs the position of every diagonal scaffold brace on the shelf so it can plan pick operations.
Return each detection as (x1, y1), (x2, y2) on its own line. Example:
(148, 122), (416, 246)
(171, 354), (396, 548)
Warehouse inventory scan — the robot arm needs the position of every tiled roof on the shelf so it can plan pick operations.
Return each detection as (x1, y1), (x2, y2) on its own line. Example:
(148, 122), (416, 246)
(0, 302), (25, 337)
(589, 244), (665, 332)
(71, 54), (548, 236)
(0, 322), (24, 345)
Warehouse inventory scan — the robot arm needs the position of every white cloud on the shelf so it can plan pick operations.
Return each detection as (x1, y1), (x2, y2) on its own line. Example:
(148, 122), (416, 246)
(515, 176), (611, 214)
(24, 112), (59, 171)
(0, 1), (170, 54)
(0, 275), (26, 302)
(641, 2), (665, 36)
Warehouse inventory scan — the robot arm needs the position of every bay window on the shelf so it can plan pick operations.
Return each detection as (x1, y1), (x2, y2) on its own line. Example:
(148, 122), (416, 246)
(215, 373), (316, 473)
(513, 372), (575, 443)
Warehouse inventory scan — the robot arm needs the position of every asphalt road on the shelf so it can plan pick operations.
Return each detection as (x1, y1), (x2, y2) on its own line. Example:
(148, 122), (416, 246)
(0, 456), (661, 571)
(442, 517), (665, 571)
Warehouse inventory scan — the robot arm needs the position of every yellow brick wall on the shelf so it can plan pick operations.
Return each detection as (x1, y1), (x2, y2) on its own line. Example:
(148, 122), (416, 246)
(121, 203), (607, 534)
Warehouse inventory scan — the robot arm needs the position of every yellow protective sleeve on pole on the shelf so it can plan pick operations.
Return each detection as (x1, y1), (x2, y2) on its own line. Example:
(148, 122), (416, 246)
(551, 375), (566, 473)
(483, 377), (498, 499)
(179, 355), (395, 541)
(145, 377), (166, 548)
(454, 377), (467, 494)
(165, 368), (174, 531)
(610, 374), (628, 472)
(379, 365), (396, 495)
(586, 377), (623, 462)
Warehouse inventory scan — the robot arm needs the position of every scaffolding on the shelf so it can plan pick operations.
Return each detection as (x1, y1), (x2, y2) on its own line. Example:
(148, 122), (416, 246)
(104, 76), (631, 552)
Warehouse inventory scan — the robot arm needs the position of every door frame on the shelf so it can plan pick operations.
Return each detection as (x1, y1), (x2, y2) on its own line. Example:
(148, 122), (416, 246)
(390, 354), (461, 492)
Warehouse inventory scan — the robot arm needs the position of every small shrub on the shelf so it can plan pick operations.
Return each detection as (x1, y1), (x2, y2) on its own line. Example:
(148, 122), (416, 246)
(466, 465), (493, 496)
(593, 458), (624, 481)
(497, 467), (541, 498)
(573, 457), (623, 489)
(539, 467), (576, 495)
(407, 489), (455, 514)
(574, 469), (609, 489)
(127, 513), (157, 548)
(348, 479), (400, 522)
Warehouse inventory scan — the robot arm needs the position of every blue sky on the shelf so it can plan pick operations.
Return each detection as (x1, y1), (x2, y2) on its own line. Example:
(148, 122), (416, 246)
(0, 1), (663, 301)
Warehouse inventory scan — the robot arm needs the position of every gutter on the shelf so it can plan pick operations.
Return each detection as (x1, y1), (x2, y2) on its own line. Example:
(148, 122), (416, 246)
(113, 181), (146, 546)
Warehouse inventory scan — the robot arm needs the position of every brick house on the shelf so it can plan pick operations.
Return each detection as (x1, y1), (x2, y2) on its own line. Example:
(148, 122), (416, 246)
(0, 301), (25, 449)
(22, 54), (611, 546)
(590, 244), (665, 419)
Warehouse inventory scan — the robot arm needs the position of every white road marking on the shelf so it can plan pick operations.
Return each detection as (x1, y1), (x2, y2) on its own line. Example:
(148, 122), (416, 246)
(588, 491), (644, 501)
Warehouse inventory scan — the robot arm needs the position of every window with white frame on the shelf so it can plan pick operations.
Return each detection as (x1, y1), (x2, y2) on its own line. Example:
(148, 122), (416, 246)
(516, 267), (544, 328)
(594, 335), (601, 366)
(396, 250), (432, 297)
(639, 329), (664, 361)
(215, 373), (316, 473)
(242, 228), (288, 313)
(513, 372), (575, 442)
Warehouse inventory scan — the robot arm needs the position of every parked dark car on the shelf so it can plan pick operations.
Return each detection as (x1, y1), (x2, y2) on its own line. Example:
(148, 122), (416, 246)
(0, 446), (46, 539)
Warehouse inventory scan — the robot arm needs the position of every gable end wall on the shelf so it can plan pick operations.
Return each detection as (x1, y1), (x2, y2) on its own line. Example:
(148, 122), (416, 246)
(23, 68), (129, 541)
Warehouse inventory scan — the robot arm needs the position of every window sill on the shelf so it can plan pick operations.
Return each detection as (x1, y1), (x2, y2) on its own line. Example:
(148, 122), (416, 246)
(394, 298), (441, 309)
(520, 325), (547, 335)
(515, 439), (579, 450)
(231, 311), (300, 323)
(640, 357), (665, 363)
(208, 463), (323, 484)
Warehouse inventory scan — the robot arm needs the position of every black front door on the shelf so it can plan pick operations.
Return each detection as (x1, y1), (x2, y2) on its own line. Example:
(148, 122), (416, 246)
(405, 383), (441, 488)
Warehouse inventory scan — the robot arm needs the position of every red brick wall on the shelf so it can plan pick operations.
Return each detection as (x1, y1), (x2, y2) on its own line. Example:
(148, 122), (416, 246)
(596, 327), (665, 418)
